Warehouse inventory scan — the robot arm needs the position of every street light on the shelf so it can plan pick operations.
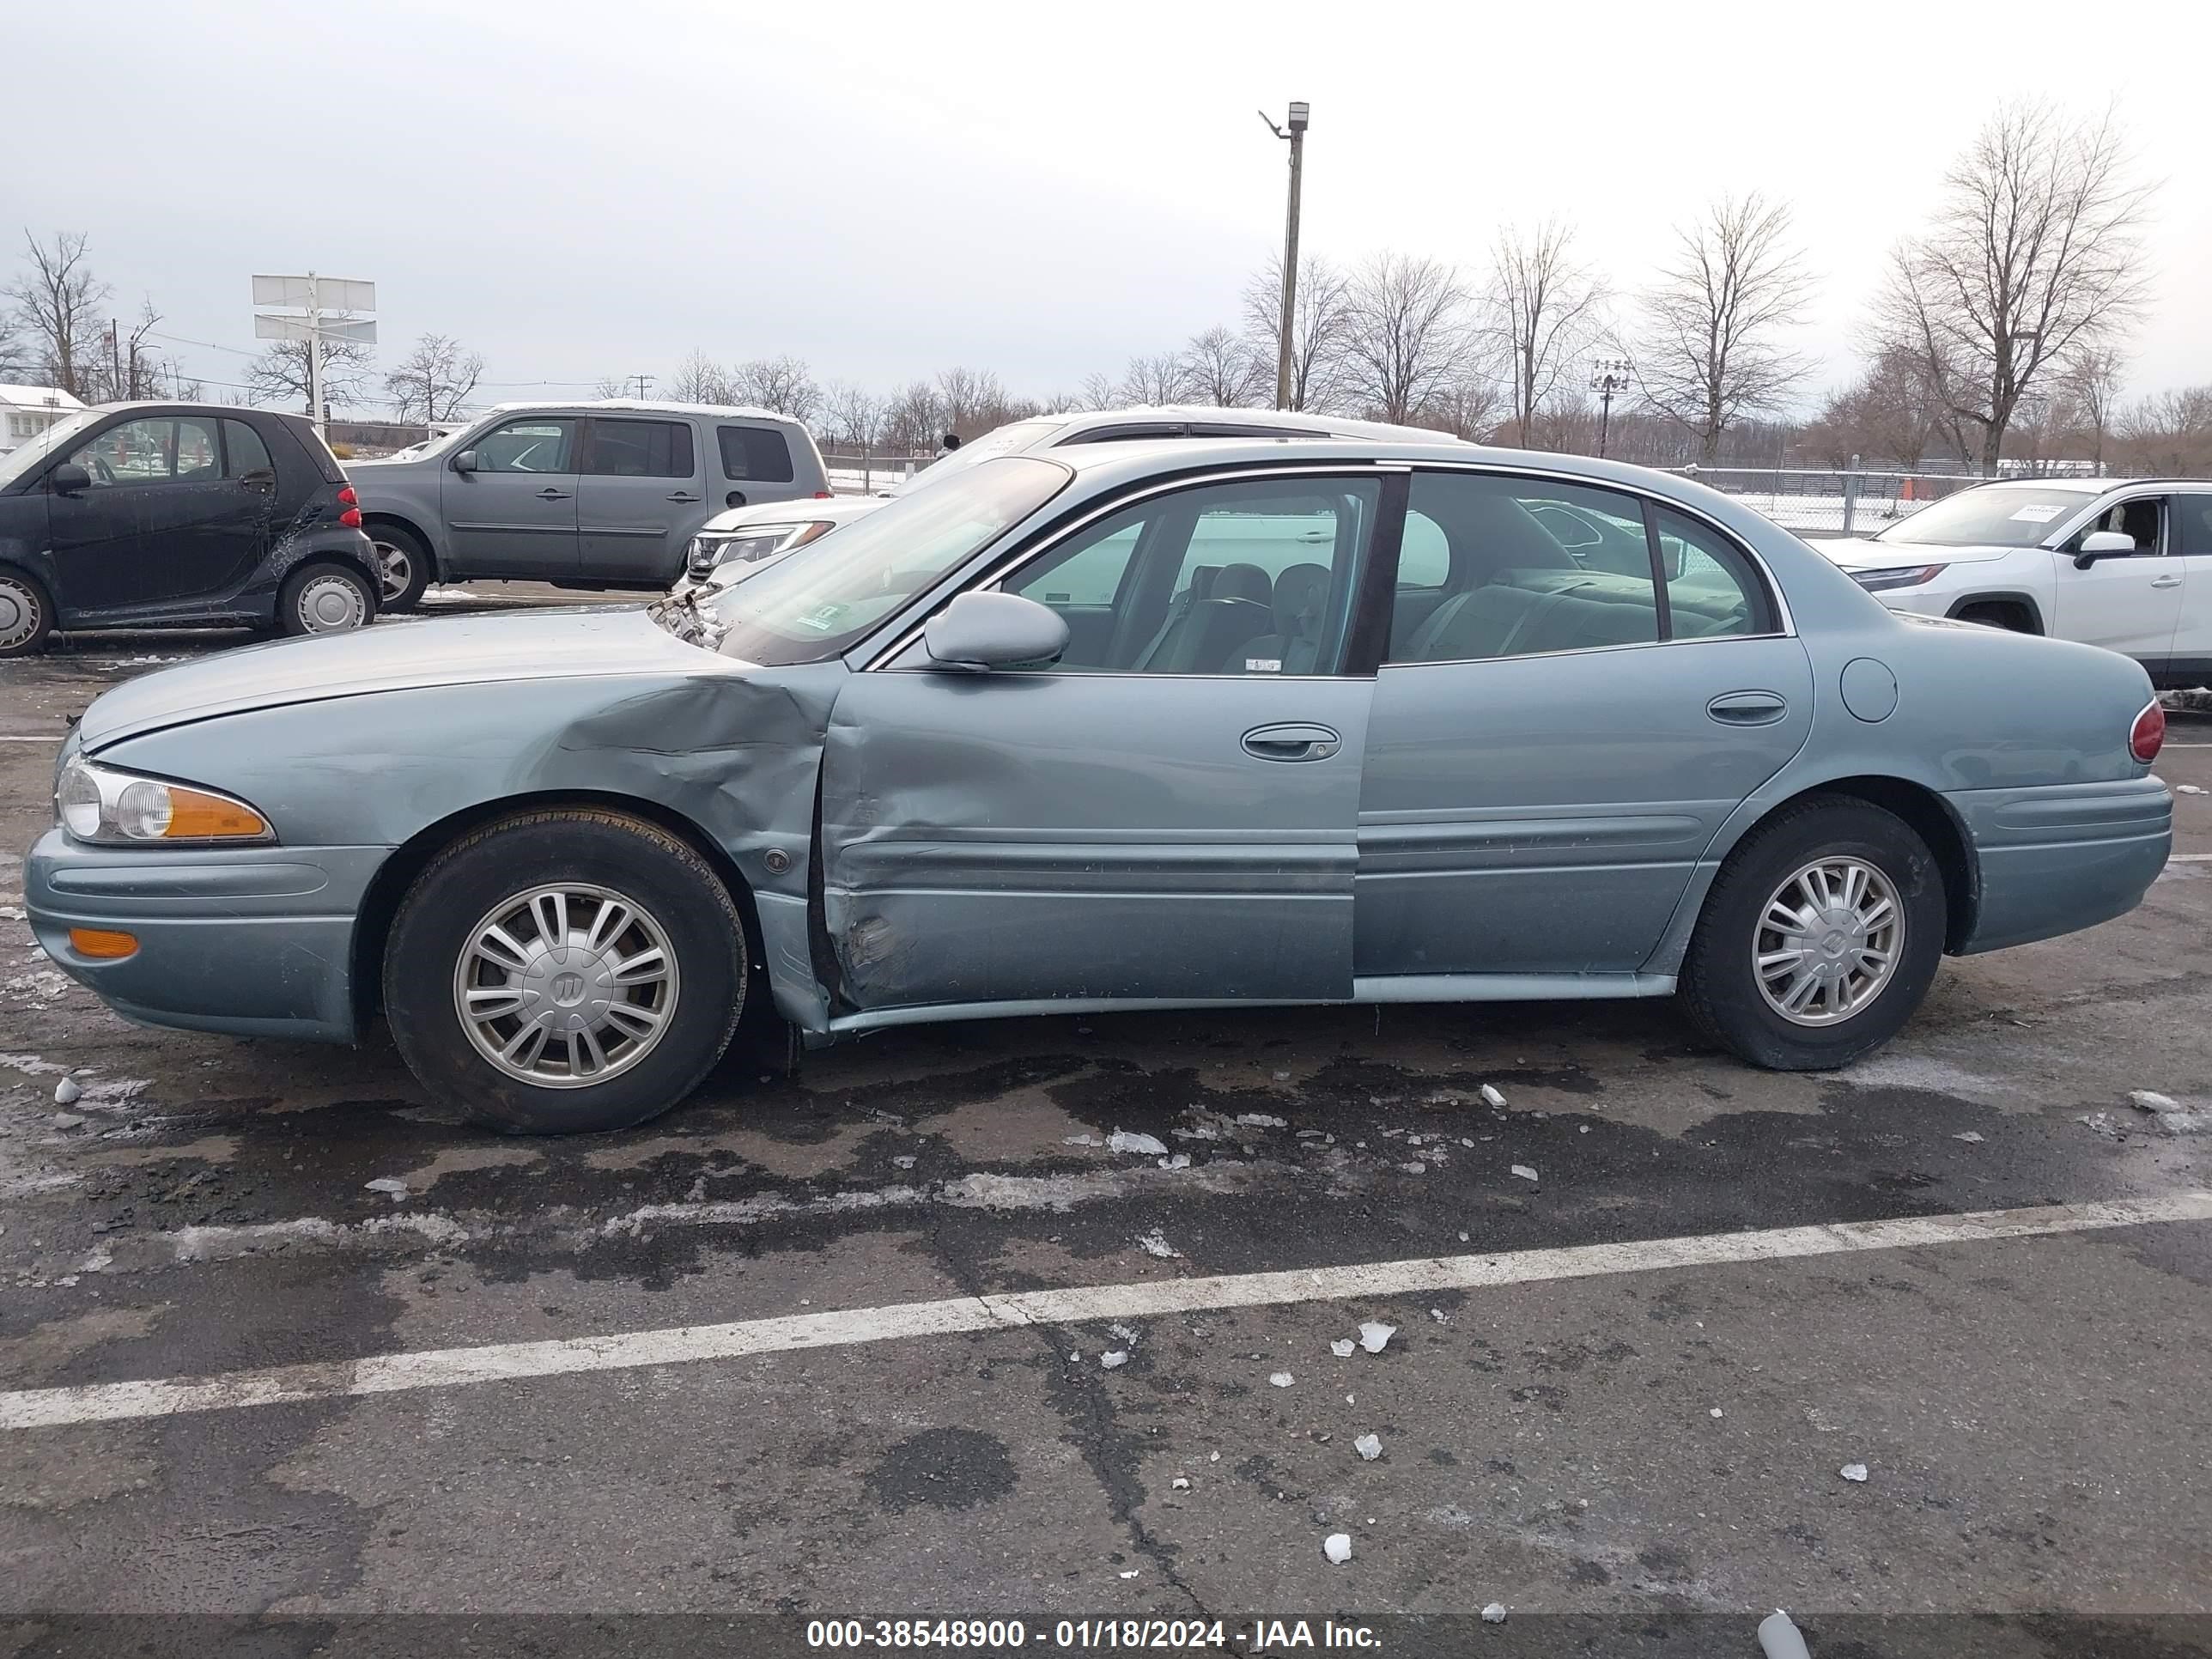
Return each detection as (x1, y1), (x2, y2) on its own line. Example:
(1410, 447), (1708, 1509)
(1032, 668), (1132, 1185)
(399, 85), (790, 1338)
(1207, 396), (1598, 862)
(1257, 101), (1310, 411)
(1589, 356), (1633, 459)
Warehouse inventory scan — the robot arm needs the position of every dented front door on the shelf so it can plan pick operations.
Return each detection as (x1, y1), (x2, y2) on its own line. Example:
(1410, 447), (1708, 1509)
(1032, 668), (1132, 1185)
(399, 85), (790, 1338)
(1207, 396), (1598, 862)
(817, 672), (1372, 1014)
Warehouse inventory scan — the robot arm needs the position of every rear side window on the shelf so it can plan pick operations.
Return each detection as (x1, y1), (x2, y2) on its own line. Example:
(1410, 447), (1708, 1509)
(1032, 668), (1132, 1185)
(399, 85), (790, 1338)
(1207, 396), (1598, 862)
(581, 418), (695, 478)
(2177, 495), (2212, 557)
(222, 420), (274, 479)
(718, 425), (795, 483)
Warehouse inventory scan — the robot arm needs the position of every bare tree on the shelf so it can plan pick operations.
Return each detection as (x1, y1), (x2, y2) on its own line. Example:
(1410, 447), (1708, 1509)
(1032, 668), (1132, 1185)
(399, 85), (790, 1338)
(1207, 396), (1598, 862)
(2116, 385), (2212, 475)
(1242, 253), (1354, 411)
(881, 380), (943, 450)
(1340, 253), (1476, 424)
(1413, 375), (1506, 442)
(664, 349), (731, 404)
(821, 380), (886, 449)
(1806, 344), (1953, 469)
(1179, 325), (1268, 407)
(384, 333), (484, 422)
(1077, 371), (1118, 410)
(246, 327), (372, 412)
(2058, 344), (2127, 471)
(1486, 222), (1607, 447)
(6, 231), (112, 397)
(733, 355), (821, 422)
(79, 299), (174, 403)
(592, 374), (633, 399)
(1635, 193), (1814, 464)
(1869, 100), (2154, 476)
(934, 366), (1008, 435)
(1115, 353), (1192, 408)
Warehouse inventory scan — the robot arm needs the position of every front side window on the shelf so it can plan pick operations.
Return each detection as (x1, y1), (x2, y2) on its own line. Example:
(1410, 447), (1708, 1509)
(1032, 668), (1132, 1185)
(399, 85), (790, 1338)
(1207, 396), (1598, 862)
(582, 418), (694, 477)
(474, 418), (575, 474)
(717, 425), (795, 483)
(1388, 474), (1662, 663)
(67, 417), (221, 487)
(2070, 496), (2166, 555)
(999, 475), (1380, 675)
(703, 456), (1069, 665)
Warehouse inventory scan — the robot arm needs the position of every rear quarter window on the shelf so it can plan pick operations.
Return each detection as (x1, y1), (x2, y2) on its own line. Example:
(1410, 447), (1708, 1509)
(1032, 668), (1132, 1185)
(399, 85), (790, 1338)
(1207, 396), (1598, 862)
(719, 425), (795, 483)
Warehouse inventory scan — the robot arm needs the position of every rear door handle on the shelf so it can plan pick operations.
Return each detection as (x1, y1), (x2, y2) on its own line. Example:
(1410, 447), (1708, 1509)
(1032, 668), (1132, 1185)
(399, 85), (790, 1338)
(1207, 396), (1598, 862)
(2150, 574), (2182, 589)
(666, 491), (702, 503)
(537, 488), (572, 501)
(1707, 690), (1789, 726)
(1242, 721), (1342, 762)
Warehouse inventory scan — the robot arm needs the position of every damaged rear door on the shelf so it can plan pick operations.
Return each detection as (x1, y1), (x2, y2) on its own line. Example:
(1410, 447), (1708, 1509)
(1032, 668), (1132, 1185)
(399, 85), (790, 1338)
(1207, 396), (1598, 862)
(817, 470), (1388, 1017)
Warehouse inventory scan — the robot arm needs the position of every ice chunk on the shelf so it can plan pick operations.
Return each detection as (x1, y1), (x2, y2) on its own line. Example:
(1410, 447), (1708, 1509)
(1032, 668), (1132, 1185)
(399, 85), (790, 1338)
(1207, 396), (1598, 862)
(1101, 1352), (1128, 1370)
(1429, 1309), (1447, 1324)
(2130, 1090), (2179, 1114)
(1480, 1084), (1506, 1108)
(1330, 1338), (1356, 1358)
(1322, 1533), (1352, 1565)
(1839, 1462), (1869, 1482)
(1136, 1229), (1180, 1259)
(363, 1177), (410, 1198)
(1236, 1112), (1287, 1129)
(1171, 1476), (1189, 1491)
(1358, 1322), (1395, 1354)
(53, 1076), (80, 1106)
(1158, 1152), (1191, 1170)
(1510, 1164), (1539, 1182)
(1354, 1433), (1382, 1462)
(1400, 1162), (1427, 1175)
(1480, 1602), (1506, 1624)
(891, 1155), (917, 1170)
(1709, 1407), (1724, 1419)
(1953, 1130), (1984, 1143)
(1270, 1371), (1295, 1388)
(1108, 1129), (1169, 1156)
(2176, 783), (2206, 795)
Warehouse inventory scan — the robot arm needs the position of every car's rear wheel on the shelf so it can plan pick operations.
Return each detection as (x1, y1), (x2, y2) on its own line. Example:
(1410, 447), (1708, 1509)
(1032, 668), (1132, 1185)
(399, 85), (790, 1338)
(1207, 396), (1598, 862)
(277, 561), (377, 637)
(384, 809), (747, 1133)
(368, 525), (432, 611)
(0, 568), (53, 658)
(1677, 795), (1945, 1070)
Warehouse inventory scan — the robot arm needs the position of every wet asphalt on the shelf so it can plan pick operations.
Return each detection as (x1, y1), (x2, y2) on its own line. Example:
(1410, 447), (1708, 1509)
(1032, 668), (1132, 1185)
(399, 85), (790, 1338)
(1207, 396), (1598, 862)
(0, 592), (2208, 1654)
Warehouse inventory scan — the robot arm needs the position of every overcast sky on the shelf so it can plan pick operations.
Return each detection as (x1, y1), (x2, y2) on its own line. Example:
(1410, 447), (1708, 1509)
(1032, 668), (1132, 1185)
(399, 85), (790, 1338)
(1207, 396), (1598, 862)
(12, 0), (2209, 417)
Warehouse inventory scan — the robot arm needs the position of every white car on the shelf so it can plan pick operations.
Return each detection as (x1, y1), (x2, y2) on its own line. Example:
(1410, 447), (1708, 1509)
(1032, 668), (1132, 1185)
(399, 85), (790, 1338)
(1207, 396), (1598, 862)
(678, 405), (1474, 589)
(1815, 477), (2212, 689)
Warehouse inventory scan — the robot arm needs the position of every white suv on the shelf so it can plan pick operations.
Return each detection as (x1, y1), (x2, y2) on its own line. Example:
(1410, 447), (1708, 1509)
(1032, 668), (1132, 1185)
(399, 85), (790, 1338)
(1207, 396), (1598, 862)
(1816, 477), (2212, 689)
(678, 405), (1474, 587)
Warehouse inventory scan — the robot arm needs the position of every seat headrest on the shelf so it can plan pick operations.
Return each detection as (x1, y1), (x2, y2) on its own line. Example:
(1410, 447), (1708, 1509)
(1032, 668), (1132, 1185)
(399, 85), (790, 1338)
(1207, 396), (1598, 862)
(1212, 562), (1273, 605)
(1272, 562), (1330, 638)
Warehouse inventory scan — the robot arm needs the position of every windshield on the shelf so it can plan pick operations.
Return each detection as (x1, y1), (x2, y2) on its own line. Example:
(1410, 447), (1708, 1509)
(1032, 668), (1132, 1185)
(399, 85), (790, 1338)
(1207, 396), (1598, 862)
(0, 409), (104, 490)
(1875, 485), (2096, 549)
(702, 455), (1071, 664)
(891, 417), (1064, 495)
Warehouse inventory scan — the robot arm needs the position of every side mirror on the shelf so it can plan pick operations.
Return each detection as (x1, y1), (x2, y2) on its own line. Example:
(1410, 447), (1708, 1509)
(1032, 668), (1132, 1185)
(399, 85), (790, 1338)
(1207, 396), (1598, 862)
(924, 591), (1069, 672)
(2074, 529), (2136, 568)
(49, 463), (91, 496)
(452, 449), (479, 475)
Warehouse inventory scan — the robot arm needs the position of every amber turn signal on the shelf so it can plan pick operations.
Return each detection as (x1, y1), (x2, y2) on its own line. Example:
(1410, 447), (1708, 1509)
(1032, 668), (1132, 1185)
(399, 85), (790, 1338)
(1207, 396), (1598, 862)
(163, 788), (271, 840)
(69, 927), (139, 959)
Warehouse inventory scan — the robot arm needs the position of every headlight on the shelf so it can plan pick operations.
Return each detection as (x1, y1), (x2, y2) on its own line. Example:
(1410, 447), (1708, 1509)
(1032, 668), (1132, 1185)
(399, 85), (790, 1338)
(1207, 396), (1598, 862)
(1849, 563), (1948, 592)
(55, 757), (274, 845)
(686, 520), (836, 575)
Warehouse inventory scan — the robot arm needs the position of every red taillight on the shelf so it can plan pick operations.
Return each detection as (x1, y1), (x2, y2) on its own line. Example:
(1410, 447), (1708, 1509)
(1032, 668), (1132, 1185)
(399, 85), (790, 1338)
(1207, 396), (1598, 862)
(339, 507), (363, 528)
(337, 485), (358, 506)
(2131, 700), (2165, 763)
(812, 490), (833, 500)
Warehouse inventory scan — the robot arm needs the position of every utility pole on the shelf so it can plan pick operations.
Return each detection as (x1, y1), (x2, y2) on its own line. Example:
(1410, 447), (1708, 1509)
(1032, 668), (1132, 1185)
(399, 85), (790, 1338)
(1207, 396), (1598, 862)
(1258, 101), (1310, 411)
(629, 374), (653, 400)
(106, 320), (122, 401)
(253, 274), (375, 441)
(1589, 356), (1633, 459)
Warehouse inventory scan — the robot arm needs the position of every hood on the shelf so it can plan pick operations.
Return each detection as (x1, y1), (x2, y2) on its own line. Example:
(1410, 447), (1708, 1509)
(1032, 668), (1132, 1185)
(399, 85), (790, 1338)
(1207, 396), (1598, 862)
(77, 606), (725, 750)
(1810, 535), (2029, 572)
(698, 495), (885, 535)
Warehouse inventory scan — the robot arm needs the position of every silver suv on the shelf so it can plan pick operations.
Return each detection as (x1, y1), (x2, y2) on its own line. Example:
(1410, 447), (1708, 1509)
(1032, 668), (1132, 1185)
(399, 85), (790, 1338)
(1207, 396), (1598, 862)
(349, 400), (829, 608)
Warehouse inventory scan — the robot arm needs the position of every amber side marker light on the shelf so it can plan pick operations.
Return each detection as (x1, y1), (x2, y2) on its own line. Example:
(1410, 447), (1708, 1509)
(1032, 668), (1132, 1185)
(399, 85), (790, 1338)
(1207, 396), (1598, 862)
(70, 928), (139, 959)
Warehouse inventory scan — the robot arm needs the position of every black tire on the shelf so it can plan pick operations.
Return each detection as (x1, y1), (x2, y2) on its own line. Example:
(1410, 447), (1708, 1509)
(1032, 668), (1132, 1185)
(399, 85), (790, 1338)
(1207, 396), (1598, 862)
(367, 523), (432, 611)
(384, 809), (747, 1133)
(0, 567), (53, 658)
(1677, 794), (1946, 1071)
(276, 560), (377, 637)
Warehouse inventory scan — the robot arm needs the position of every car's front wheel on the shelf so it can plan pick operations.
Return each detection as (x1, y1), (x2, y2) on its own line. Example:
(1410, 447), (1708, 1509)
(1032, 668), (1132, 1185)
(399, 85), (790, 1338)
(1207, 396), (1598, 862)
(1677, 795), (1945, 1070)
(384, 809), (747, 1133)
(277, 561), (377, 637)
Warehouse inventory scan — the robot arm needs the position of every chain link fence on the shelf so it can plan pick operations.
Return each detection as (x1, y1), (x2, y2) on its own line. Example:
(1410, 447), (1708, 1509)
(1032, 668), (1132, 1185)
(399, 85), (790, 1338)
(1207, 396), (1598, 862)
(1661, 465), (2002, 538)
(817, 443), (936, 495)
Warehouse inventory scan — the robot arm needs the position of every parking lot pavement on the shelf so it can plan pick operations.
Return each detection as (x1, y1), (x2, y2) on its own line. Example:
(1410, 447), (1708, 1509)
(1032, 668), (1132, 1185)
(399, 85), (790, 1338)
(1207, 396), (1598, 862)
(1, 637), (2209, 1647)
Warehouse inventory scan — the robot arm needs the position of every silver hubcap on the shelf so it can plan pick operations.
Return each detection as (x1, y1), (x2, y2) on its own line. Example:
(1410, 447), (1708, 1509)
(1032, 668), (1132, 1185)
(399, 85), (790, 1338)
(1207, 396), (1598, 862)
(298, 574), (368, 632)
(1754, 856), (1903, 1026)
(0, 580), (38, 650)
(453, 884), (680, 1088)
(373, 540), (412, 603)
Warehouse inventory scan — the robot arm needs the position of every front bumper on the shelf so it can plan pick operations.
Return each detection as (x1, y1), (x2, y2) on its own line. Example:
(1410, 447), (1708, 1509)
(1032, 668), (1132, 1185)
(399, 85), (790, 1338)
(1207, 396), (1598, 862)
(25, 830), (389, 1042)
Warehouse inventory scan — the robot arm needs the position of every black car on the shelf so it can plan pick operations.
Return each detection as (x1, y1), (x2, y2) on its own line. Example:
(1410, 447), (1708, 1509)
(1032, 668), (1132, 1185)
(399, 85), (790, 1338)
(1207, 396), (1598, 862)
(0, 402), (382, 656)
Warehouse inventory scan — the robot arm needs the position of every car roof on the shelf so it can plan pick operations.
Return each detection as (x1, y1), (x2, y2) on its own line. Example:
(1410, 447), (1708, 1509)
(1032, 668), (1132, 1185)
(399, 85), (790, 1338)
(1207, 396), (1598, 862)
(479, 398), (804, 425)
(1036, 434), (1691, 493)
(1049, 405), (1471, 444)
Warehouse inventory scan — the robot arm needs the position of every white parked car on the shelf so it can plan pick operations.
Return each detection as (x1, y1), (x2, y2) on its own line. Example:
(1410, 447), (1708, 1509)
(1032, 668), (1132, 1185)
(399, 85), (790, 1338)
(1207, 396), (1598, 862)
(678, 405), (1474, 587)
(1815, 477), (2212, 689)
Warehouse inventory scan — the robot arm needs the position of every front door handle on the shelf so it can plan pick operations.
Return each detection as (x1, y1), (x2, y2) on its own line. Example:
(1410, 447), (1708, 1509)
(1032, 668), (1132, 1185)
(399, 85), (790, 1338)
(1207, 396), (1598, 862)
(2150, 574), (2182, 589)
(1243, 721), (1342, 762)
(666, 491), (702, 503)
(1707, 690), (1789, 726)
(537, 488), (572, 501)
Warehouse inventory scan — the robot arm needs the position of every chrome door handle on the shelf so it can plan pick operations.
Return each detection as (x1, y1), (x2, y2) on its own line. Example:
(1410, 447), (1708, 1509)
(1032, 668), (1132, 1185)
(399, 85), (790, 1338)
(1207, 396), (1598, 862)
(1707, 690), (1789, 726)
(2150, 574), (2182, 589)
(537, 488), (572, 501)
(1242, 721), (1342, 762)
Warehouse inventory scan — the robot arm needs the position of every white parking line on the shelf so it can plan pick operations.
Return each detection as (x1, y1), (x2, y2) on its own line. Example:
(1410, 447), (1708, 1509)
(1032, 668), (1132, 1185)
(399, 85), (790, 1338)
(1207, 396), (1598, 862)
(2169, 854), (2212, 863)
(3, 1192), (2205, 1432)
(0, 736), (61, 744)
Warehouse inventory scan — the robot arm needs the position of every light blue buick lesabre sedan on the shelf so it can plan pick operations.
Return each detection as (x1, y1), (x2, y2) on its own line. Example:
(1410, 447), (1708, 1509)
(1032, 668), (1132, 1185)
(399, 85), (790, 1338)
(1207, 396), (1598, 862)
(27, 441), (2173, 1133)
